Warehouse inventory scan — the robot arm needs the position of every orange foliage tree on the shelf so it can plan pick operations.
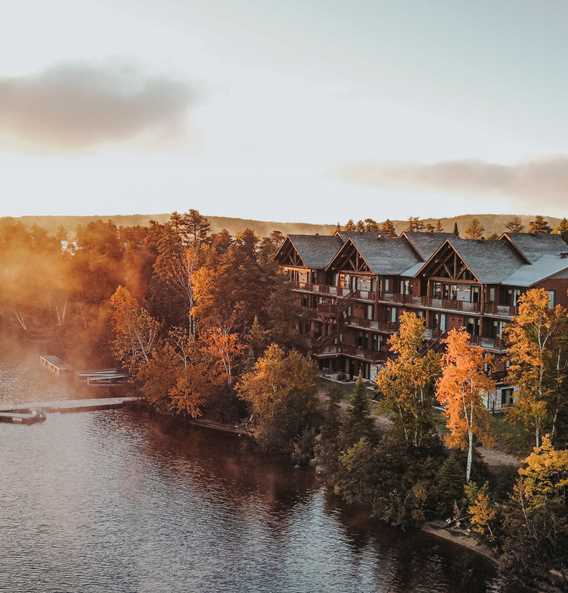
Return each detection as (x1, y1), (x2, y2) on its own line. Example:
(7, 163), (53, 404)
(436, 328), (495, 483)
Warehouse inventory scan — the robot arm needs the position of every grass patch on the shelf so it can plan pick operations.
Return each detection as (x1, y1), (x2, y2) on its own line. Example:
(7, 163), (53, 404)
(489, 414), (532, 456)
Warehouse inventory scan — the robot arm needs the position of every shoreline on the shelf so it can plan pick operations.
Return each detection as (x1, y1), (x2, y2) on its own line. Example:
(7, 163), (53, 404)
(421, 522), (496, 563)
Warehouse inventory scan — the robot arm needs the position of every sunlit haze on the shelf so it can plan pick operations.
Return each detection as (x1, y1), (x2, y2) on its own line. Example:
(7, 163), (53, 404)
(2, 1), (567, 222)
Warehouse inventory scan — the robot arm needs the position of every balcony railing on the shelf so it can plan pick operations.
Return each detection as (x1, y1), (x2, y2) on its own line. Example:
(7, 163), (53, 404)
(293, 281), (515, 318)
(484, 303), (517, 317)
(469, 335), (506, 350)
(344, 317), (399, 333)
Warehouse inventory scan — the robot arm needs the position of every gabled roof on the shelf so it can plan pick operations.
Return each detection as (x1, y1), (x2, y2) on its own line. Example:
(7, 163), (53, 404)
(401, 232), (456, 260)
(500, 233), (568, 263)
(417, 238), (526, 284)
(282, 234), (342, 269)
(501, 255), (568, 287)
(329, 234), (420, 275)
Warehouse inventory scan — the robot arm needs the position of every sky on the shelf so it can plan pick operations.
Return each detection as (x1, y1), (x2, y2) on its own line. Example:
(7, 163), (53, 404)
(1, 0), (567, 223)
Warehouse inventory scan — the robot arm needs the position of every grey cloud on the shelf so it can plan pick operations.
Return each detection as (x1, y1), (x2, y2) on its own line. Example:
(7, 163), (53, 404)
(342, 158), (568, 208)
(0, 62), (192, 149)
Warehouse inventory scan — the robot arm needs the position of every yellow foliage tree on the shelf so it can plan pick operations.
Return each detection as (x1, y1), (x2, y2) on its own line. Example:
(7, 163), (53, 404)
(506, 288), (568, 447)
(517, 435), (568, 509)
(377, 312), (440, 446)
(436, 328), (495, 483)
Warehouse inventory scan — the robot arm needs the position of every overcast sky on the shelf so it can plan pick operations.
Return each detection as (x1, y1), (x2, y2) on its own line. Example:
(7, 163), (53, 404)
(1, 1), (567, 222)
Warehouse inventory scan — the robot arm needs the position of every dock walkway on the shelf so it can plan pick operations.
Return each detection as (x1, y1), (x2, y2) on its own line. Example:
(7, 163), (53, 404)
(0, 397), (140, 416)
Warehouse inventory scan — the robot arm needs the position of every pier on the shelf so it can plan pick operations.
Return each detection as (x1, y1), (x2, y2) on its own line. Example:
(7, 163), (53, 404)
(39, 355), (73, 376)
(0, 397), (140, 425)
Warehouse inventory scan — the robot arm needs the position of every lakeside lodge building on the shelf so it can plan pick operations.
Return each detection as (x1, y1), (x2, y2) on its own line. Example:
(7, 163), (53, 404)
(275, 230), (568, 412)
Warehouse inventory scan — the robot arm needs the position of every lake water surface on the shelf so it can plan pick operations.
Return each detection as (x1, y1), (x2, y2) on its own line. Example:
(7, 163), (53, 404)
(0, 359), (503, 593)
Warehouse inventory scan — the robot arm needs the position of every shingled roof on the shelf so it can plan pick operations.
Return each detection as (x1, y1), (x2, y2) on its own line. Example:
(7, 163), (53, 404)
(501, 233), (568, 263)
(446, 238), (526, 284)
(341, 235), (421, 275)
(402, 232), (457, 260)
(286, 234), (342, 269)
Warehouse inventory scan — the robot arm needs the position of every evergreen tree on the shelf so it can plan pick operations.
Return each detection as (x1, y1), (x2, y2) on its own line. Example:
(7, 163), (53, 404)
(381, 219), (397, 237)
(556, 217), (568, 242)
(464, 218), (485, 240)
(528, 215), (552, 235)
(452, 221), (459, 236)
(343, 377), (378, 445)
(505, 217), (524, 233)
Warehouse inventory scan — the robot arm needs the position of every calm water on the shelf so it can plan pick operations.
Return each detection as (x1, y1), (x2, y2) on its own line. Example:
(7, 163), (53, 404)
(0, 359), (502, 593)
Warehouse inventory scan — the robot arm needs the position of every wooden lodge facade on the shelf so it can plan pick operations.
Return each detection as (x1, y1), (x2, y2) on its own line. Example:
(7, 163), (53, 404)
(275, 231), (568, 412)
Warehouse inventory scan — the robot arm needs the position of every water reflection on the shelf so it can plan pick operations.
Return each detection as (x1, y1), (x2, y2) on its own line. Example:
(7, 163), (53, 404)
(0, 407), (502, 593)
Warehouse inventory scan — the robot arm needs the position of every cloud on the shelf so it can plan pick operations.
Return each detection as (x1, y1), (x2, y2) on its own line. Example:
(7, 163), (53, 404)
(342, 157), (568, 209)
(0, 62), (192, 149)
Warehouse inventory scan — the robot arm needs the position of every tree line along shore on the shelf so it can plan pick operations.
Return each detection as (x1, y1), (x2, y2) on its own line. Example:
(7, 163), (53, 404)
(0, 211), (566, 592)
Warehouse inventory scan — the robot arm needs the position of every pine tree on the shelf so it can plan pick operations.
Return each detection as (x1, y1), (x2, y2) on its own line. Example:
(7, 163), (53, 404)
(381, 219), (397, 237)
(453, 222), (459, 236)
(344, 219), (356, 232)
(436, 219), (444, 232)
(465, 218), (485, 240)
(528, 215), (552, 235)
(343, 376), (377, 445)
(556, 217), (568, 242)
(505, 217), (524, 233)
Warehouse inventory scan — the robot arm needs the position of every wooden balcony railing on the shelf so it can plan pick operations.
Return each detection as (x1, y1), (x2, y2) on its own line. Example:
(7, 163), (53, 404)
(484, 303), (517, 317)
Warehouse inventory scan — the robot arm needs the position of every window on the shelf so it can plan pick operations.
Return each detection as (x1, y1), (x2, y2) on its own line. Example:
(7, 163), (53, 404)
(371, 334), (381, 352)
(401, 279), (411, 295)
(501, 388), (514, 407)
(366, 304), (374, 320)
(383, 278), (391, 292)
(488, 287), (496, 303)
(547, 290), (555, 309)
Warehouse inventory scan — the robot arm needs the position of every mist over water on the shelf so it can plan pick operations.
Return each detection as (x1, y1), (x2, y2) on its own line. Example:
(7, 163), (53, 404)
(0, 388), (504, 593)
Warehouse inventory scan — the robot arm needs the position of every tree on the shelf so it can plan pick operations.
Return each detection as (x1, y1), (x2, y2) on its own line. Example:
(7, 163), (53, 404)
(343, 377), (378, 446)
(499, 437), (568, 589)
(505, 217), (524, 233)
(466, 482), (497, 542)
(528, 215), (552, 235)
(363, 218), (380, 232)
(464, 218), (485, 240)
(377, 312), (440, 447)
(355, 219), (366, 232)
(237, 344), (320, 454)
(425, 223), (436, 233)
(109, 286), (159, 373)
(202, 326), (246, 388)
(452, 222), (459, 236)
(556, 217), (568, 242)
(506, 288), (568, 447)
(344, 219), (356, 232)
(407, 217), (425, 232)
(436, 219), (444, 232)
(436, 329), (495, 483)
(381, 219), (397, 237)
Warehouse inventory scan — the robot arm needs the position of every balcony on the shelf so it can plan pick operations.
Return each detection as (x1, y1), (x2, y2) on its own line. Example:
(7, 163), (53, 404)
(344, 317), (399, 333)
(469, 335), (506, 351)
(312, 342), (388, 363)
(484, 303), (517, 318)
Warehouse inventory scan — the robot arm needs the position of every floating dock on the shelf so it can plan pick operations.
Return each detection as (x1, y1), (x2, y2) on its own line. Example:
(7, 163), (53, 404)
(0, 397), (140, 420)
(39, 355), (130, 386)
(0, 410), (47, 425)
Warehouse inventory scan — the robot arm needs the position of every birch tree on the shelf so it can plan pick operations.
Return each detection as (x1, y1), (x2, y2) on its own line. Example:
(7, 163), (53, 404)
(436, 328), (495, 483)
(506, 288), (568, 447)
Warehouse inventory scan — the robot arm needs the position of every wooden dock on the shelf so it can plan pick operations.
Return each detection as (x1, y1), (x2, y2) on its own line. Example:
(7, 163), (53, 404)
(0, 397), (140, 416)
(39, 355), (73, 376)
